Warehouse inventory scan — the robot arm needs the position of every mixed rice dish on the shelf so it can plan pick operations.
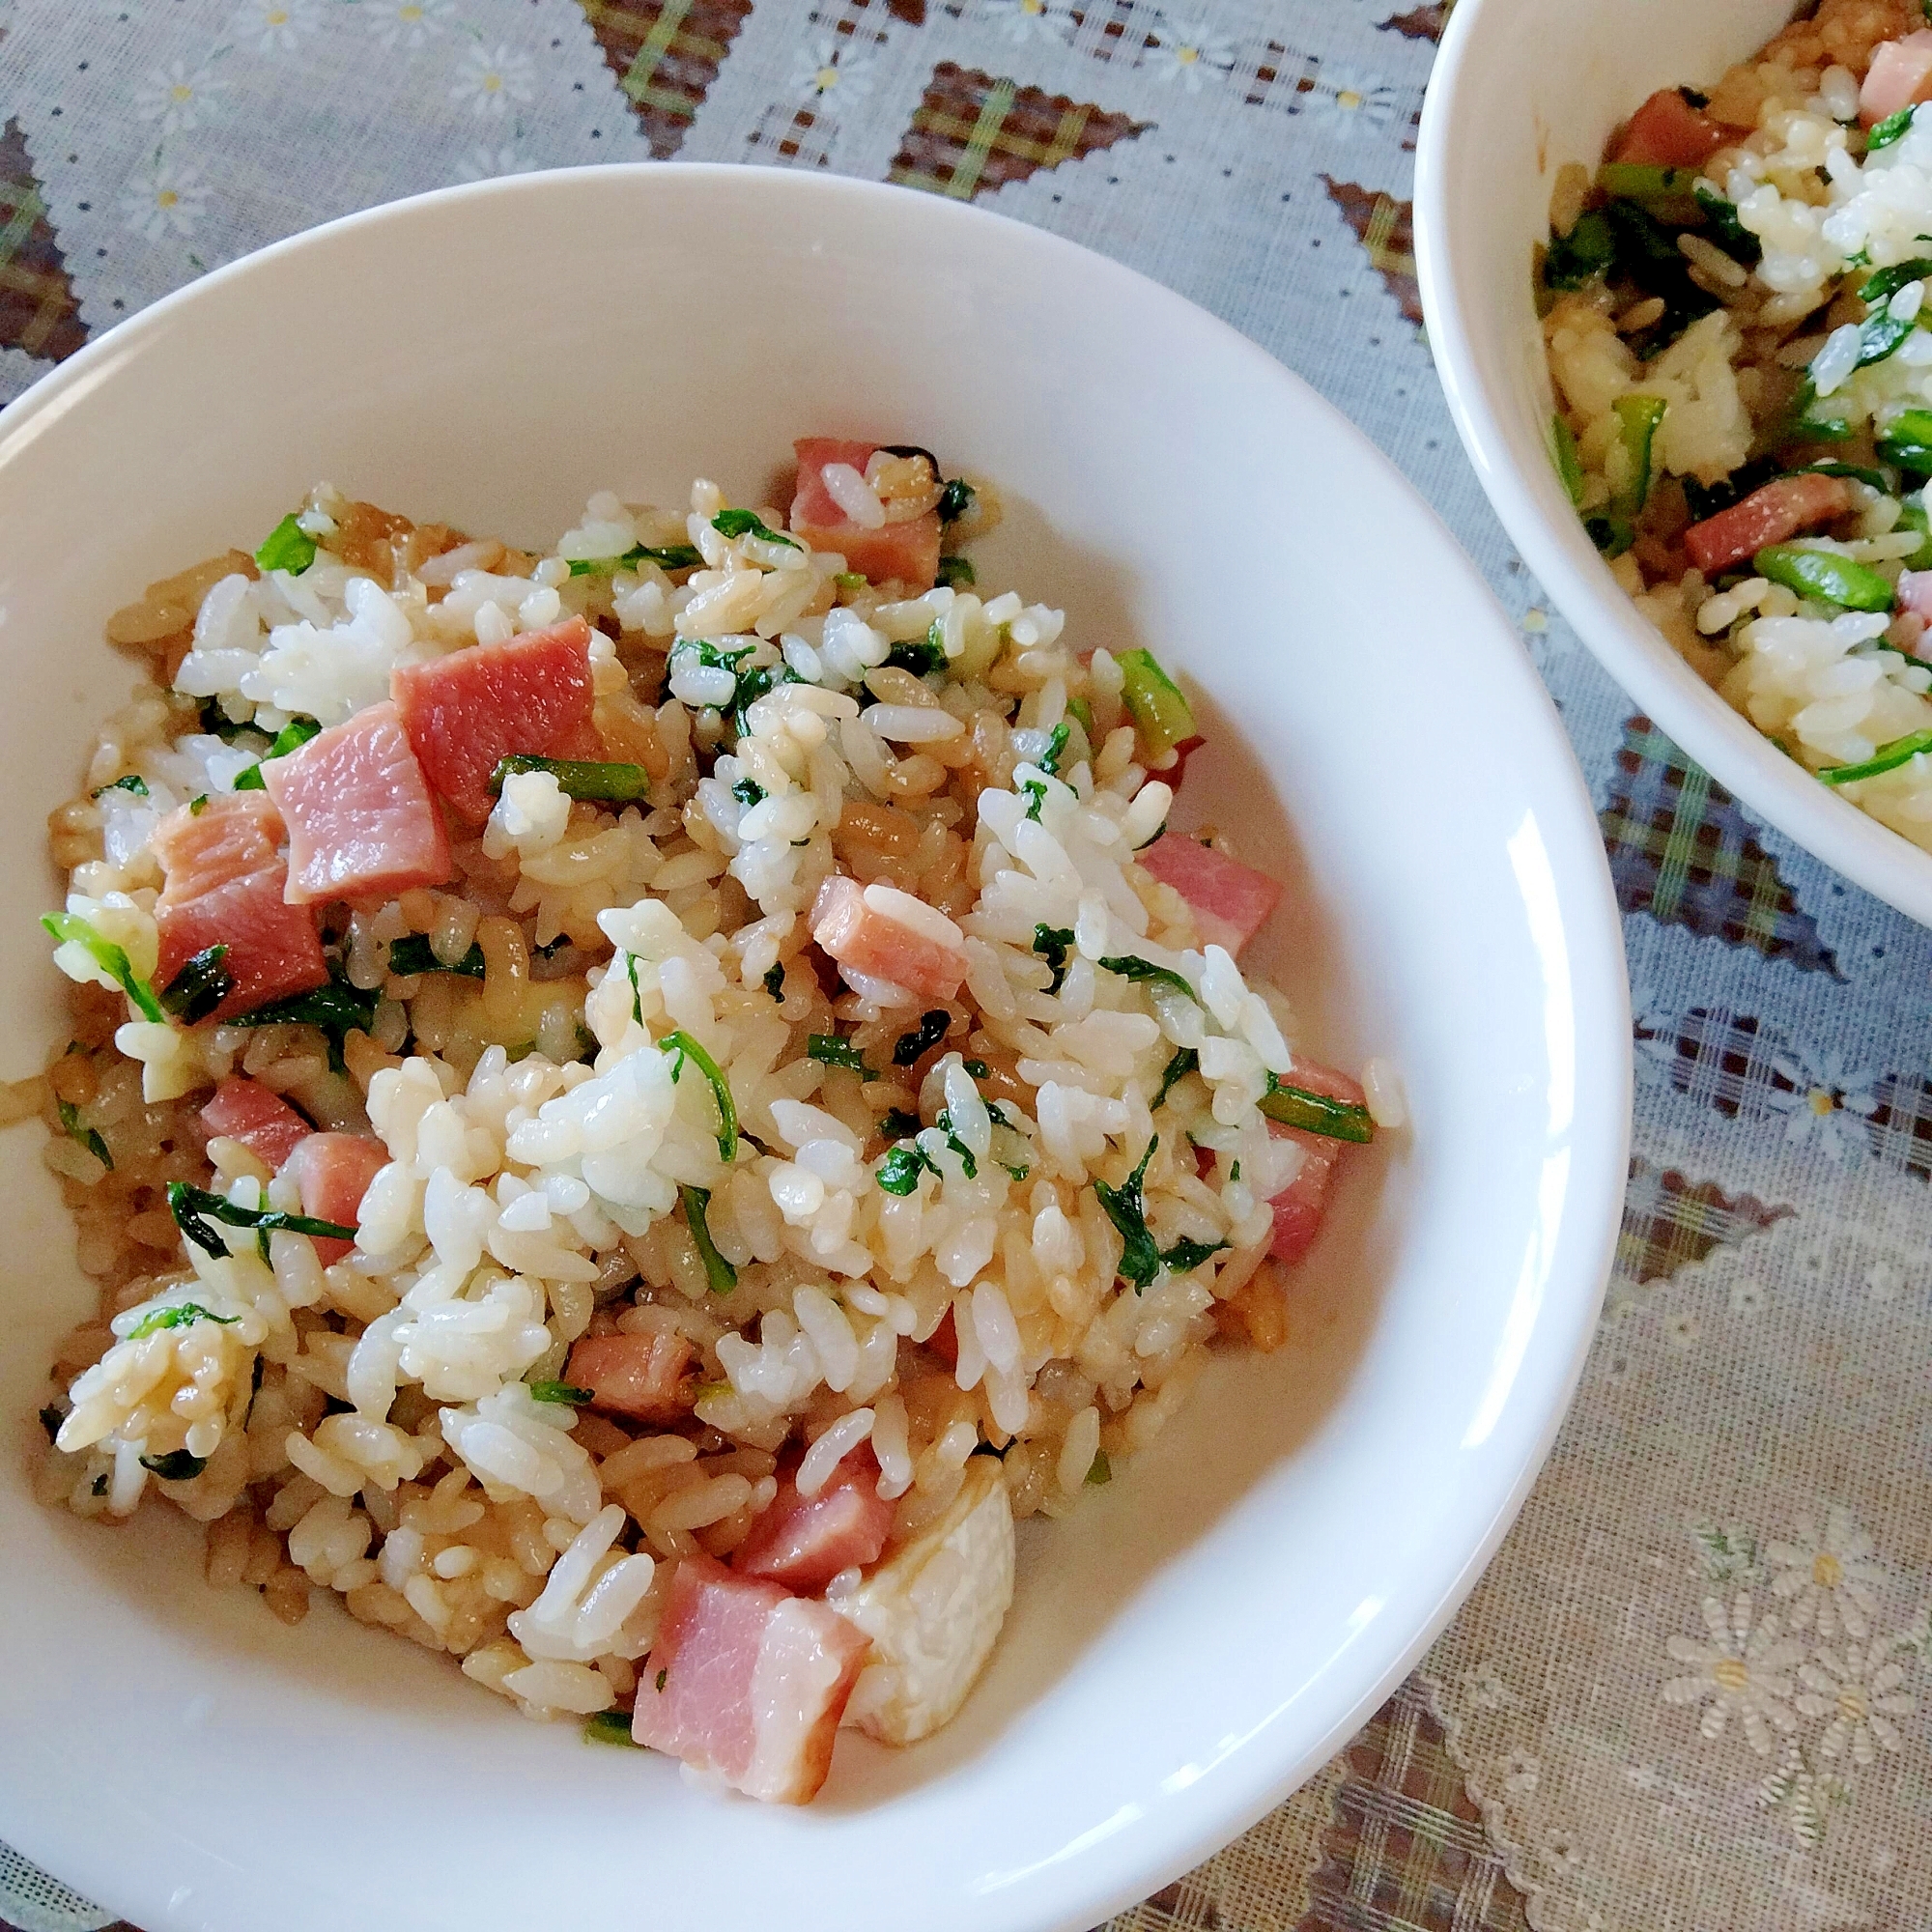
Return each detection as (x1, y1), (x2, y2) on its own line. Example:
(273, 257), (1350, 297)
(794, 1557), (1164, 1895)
(14, 437), (1392, 1804)
(1540, 0), (1932, 848)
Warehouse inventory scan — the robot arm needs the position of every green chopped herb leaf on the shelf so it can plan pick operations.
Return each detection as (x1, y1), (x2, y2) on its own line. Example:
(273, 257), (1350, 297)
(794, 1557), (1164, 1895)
(165, 1181), (356, 1262)
(188, 795), (209, 815)
(583, 1710), (641, 1747)
(1094, 1136), (1163, 1292)
(662, 1030), (738, 1161)
(876, 1144), (940, 1195)
(526, 1380), (593, 1405)
(1086, 1449), (1111, 1486)
(1543, 209), (1616, 290)
(387, 934), (486, 979)
(655, 1667), (668, 1692)
(1691, 182), (1762, 265)
(1230, 1160), (1241, 1182)
(139, 1449), (208, 1481)
(625, 952), (644, 1027)
(232, 764), (266, 791)
(932, 1113), (978, 1179)
(1152, 1045), (1198, 1111)
(963, 1058), (990, 1079)
(567, 542), (707, 578)
(937, 477), (975, 524)
(41, 911), (165, 1023)
(39, 1404), (63, 1443)
(1039, 721), (1071, 776)
(91, 775), (149, 800)
(1868, 105), (1918, 152)
(489, 755), (649, 803)
(1552, 414), (1584, 507)
(255, 512), (318, 576)
(762, 960), (785, 1001)
(1066, 696), (1094, 737)
(1033, 924), (1074, 995)
(1798, 461), (1893, 492)
(893, 1009), (952, 1065)
(1754, 543), (1895, 612)
(1860, 257), (1932, 306)
(1818, 726), (1932, 785)
(1098, 954), (1199, 1003)
(731, 661), (800, 732)
(1595, 161), (1701, 204)
(712, 508), (799, 549)
(1879, 407), (1932, 473)
(885, 628), (947, 676)
(1583, 512), (1634, 558)
(879, 1107), (923, 1141)
(680, 1183), (738, 1293)
(731, 777), (766, 807)
(91, 1474), (108, 1497)
(235, 715), (323, 784)
(1259, 1075), (1377, 1144)
(935, 555), (976, 589)
(227, 970), (380, 1074)
(809, 1034), (879, 1081)
(1159, 1236), (1229, 1275)
(676, 639), (758, 672)
(1610, 394), (1668, 519)
(1116, 647), (1197, 761)
(1020, 778), (1048, 822)
(834, 571), (867, 591)
(126, 1300), (239, 1340)
(56, 1099), (111, 1171)
(159, 944), (233, 1024)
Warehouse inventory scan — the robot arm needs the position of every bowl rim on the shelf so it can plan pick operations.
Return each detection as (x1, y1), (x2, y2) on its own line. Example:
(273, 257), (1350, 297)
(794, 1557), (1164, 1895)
(1414, 0), (1932, 931)
(0, 159), (1634, 1932)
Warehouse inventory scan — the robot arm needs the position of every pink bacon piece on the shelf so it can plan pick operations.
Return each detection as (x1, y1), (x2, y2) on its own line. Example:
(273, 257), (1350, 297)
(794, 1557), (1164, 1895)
(260, 699), (452, 906)
(810, 874), (968, 1005)
(152, 794), (328, 1023)
(789, 438), (942, 591)
(733, 1447), (894, 1595)
(630, 1552), (870, 1804)
(391, 616), (601, 824)
(284, 1132), (387, 1264)
(1136, 833), (1283, 956)
(564, 1332), (695, 1423)
(199, 1076), (313, 1173)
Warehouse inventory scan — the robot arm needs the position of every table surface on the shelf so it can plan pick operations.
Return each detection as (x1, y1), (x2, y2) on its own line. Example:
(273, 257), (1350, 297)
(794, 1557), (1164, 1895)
(1, 1), (1928, 1928)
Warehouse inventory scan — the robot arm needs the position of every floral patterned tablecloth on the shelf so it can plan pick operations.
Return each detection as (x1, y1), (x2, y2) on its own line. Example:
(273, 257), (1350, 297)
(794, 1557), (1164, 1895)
(1, 0), (1928, 1927)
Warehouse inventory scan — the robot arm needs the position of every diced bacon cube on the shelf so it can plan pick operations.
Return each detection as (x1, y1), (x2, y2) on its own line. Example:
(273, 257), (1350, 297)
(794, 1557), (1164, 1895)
(564, 1331), (694, 1422)
(1682, 474), (1855, 575)
(284, 1131), (387, 1264)
(391, 616), (601, 824)
(1136, 833), (1283, 956)
(733, 1447), (894, 1594)
(789, 438), (942, 591)
(810, 874), (968, 1005)
(1861, 31), (1932, 127)
(260, 699), (452, 905)
(1611, 87), (1729, 165)
(1266, 1061), (1367, 1267)
(199, 1077), (312, 1172)
(630, 1552), (869, 1804)
(152, 794), (328, 1022)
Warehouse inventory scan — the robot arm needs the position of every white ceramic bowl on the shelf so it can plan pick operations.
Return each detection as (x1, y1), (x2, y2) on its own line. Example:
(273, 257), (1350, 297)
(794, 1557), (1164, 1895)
(0, 165), (1629, 1932)
(1414, 0), (1932, 926)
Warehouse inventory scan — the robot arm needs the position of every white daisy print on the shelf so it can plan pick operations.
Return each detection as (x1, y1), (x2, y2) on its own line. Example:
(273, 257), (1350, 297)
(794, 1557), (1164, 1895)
(1795, 1637), (1917, 1765)
(1662, 1592), (1804, 1756)
(370, 0), (455, 49)
(789, 36), (879, 112)
(235, 0), (320, 55)
(1729, 1275), (1766, 1315)
(453, 43), (536, 118)
(1766, 1044), (1877, 1162)
(120, 159), (211, 242)
(133, 60), (230, 136)
(1308, 63), (1403, 136)
(1147, 15), (1236, 91)
(455, 143), (538, 184)
(1766, 1509), (1887, 1638)
(981, 0), (1073, 45)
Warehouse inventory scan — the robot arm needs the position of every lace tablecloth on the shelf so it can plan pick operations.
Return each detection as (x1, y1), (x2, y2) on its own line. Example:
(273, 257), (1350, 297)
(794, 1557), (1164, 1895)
(1, 0), (1927, 1926)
